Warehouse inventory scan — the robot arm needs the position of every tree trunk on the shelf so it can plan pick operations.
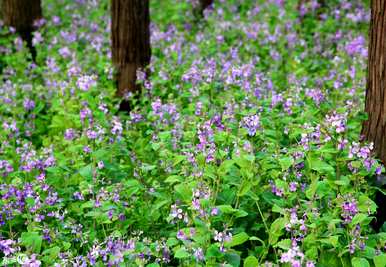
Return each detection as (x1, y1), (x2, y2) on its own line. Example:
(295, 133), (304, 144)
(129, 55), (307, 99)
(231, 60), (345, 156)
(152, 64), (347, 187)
(2, 0), (42, 61)
(111, 0), (151, 101)
(362, 0), (386, 165)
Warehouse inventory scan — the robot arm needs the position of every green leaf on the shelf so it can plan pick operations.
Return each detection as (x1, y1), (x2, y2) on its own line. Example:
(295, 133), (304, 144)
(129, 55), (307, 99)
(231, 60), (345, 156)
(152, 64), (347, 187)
(274, 239), (291, 250)
(238, 181), (252, 196)
(174, 247), (190, 259)
(79, 164), (93, 180)
(62, 242), (71, 250)
(272, 204), (284, 214)
(279, 156), (294, 171)
(305, 247), (318, 260)
(358, 195), (377, 214)
(308, 157), (335, 176)
(174, 183), (191, 202)
(352, 257), (370, 267)
(21, 232), (43, 253)
(320, 235), (339, 248)
(306, 176), (318, 200)
(218, 205), (236, 214)
(42, 246), (60, 263)
(206, 244), (221, 258)
(374, 254), (386, 267)
(269, 217), (286, 244)
(218, 160), (235, 175)
(166, 237), (179, 247)
(173, 155), (186, 166)
(225, 252), (241, 267)
(234, 209), (248, 218)
(164, 175), (182, 184)
(225, 232), (249, 248)
(319, 251), (341, 266)
(351, 213), (368, 226)
(244, 256), (259, 267)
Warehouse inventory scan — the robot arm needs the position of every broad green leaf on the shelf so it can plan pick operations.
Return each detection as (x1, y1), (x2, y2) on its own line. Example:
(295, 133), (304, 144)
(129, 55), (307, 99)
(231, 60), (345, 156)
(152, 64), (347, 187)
(234, 209), (248, 218)
(352, 257), (370, 267)
(21, 232), (43, 253)
(306, 176), (318, 200)
(173, 155), (186, 166)
(274, 239), (291, 250)
(225, 252), (241, 267)
(244, 256), (259, 267)
(272, 204), (284, 214)
(308, 157), (335, 176)
(351, 213), (368, 226)
(79, 164), (93, 180)
(218, 205), (236, 214)
(320, 235), (339, 248)
(42, 246), (60, 263)
(174, 183), (191, 202)
(206, 244), (221, 258)
(164, 175), (182, 184)
(279, 156), (294, 171)
(225, 232), (249, 248)
(238, 181), (252, 196)
(269, 217), (286, 244)
(374, 254), (386, 267)
(174, 247), (190, 259)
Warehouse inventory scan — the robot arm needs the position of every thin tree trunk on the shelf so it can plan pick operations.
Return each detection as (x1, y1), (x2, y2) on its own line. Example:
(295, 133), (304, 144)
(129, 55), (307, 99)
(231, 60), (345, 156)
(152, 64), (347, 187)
(362, 0), (386, 164)
(111, 0), (151, 102)
(2, 0), (42, 61)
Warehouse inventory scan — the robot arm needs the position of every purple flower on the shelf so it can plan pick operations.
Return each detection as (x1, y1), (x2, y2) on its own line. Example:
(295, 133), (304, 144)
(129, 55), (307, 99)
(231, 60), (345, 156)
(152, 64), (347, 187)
(52, 16), (61, 25)
(77, 75), (97, 91)
(211, 208), (219, 216)
(241, 114), (260, 136)
(289, 182), (298, 192)
(0, 239), (16, 256)
(22, 254), (41, 267)
(64, 128), (76, 140)
(280, 246), (305, 267)
(176, 230), (187, 240)
(341, 197), (358, 223)
(305, 88), (324, 105)
(86, 129), (97, 139)
(345, 36), (367, 57)
(59, 46), (71, 58)
(32, 32), (43, 46)
(325, 113), (346, 134)
(111, 117), (123, 136)
(23, 99), (35, 111)
(195, 101), (203, 116)
(80, 107), (92, 122)
(193, 247), (204, 261)
(83, 146), (91, 153)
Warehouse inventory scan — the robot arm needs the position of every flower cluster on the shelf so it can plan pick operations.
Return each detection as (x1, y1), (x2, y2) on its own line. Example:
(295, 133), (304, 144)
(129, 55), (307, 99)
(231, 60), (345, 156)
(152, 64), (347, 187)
(241, 114), (260, 136)
(341, 196), (358, 224)
(280, 246), (315, 267)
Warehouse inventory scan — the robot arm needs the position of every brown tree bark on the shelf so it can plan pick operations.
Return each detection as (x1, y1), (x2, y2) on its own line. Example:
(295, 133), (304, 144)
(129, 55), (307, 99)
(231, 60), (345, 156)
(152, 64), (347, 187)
(111, 0), (151, 102)
(362, 0), (386, 164)
(1, 0), (42, 61)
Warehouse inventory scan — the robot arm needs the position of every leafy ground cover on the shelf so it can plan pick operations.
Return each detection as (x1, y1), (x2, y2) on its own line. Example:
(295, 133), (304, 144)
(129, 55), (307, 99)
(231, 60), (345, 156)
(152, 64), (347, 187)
(0, 0), (385, 266)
